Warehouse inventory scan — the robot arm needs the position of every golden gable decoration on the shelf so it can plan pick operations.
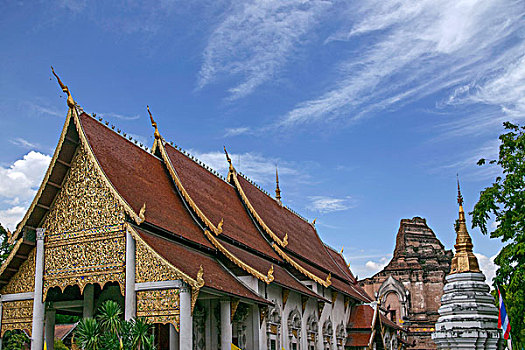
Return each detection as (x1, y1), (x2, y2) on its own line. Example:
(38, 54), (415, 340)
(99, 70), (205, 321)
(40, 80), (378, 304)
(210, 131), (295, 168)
(137, 288), (180, 330)
(42, 147), (126, 299)
(1, 300), (33, 336)
(1, 249), (36, 295)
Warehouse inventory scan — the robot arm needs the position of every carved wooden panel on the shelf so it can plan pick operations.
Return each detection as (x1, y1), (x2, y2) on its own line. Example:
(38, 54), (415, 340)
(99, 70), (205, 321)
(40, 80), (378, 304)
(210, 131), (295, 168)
(42, 147), (126, 299)
(1, 249), (35, 294)
(136, 238), (186, 283)
(137, 288), (180, 330)
(1, 300), (33, 336)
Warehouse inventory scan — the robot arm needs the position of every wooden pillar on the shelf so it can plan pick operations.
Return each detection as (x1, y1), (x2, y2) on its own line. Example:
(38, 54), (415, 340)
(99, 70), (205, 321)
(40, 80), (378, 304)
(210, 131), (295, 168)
(45, 308), (56, 350)
(83, 284), (94, 318)
(31, 228), (45, 350)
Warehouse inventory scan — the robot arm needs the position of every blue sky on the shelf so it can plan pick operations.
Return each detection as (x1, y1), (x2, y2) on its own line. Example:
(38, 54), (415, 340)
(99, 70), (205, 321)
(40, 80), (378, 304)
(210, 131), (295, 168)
(1, 0), (524, 280)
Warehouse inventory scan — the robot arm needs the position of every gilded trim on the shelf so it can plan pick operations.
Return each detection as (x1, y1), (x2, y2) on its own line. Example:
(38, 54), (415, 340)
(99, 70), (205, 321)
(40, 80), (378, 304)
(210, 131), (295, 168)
(157, 142), (223, 235)
(231, 172), (288, 247)
(126, 224), (204, 312)
(0, 239), (23, 277)
(13, 109), (73, 239)
(203, 230), (274, 284)
(271, 243), (331, 288)
(72, 108), (144, 225)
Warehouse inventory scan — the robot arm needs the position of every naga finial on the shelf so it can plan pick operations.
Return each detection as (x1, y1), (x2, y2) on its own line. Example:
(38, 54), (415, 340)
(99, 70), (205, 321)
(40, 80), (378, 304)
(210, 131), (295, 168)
(51, 66), (75, 109)
(340, 246), (344, 254)
(147, 106), (161, 140)
(266, 265), (275, 283)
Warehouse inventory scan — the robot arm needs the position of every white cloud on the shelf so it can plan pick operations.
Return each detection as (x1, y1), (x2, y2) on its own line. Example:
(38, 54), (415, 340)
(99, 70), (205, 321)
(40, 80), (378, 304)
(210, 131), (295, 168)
(0, 151), (51, 230)
(224, 127), (251, 137)
(28, 102), (63, 118)
(475, 253), (498, 287)
(308, 195), (356, 213)
(10, 138), (39, 150)
(280, 0), (525, 127)
(189, 149), (297, 185)
(0, 206), (26, 232)
(197, 0), (331, 100)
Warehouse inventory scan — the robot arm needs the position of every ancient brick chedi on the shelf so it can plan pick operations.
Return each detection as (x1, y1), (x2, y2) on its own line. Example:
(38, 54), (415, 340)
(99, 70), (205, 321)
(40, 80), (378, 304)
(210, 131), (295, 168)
(359, 217), (453, 349)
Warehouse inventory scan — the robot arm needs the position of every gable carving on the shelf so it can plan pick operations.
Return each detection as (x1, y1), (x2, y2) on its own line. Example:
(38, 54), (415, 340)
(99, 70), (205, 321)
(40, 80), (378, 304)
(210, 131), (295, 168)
(1, 249), (36, 294)
(42, 146), (126, 299)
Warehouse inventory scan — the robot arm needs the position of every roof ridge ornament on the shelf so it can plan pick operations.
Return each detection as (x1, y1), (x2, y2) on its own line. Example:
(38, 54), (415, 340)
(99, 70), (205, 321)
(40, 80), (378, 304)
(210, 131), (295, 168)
(224, 146), (235, 181)
(275, 167), (282, 204)
(450, 174), (480, 274)
(51, 66), (75, 109)
(147, 105), (161, 140)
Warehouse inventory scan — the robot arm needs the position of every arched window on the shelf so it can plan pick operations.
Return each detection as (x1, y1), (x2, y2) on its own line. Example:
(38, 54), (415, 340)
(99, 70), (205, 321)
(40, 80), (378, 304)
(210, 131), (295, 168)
(267, 305), (281, 350)
(335, 322), (345, 350)
(306, 314), (318, 350)
(287, 307), (301, 350)
(322, 318), (333, 350)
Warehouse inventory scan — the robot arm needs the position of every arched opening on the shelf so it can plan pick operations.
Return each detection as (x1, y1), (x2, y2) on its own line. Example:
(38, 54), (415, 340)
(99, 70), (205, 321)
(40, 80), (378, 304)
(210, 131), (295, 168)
(287, 308), (301, 350)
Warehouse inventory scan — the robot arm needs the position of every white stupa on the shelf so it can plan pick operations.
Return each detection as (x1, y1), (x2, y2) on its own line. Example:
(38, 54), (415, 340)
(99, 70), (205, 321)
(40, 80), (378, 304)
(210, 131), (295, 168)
(432, 182), (503, 349)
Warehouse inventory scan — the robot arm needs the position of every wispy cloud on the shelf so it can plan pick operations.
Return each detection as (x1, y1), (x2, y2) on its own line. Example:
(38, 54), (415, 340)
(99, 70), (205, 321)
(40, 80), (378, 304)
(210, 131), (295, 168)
(189, 149), (298, 185)
(197, 0), (332, 100)
(280, 0), (525, 127)
(10, 138), (39, 150)
(308, 195), (356, 213)
(224, 127), (251, 137)
(28, 102), (63, 118)
(0, 151), (51, 230)
(102, 112), (141, 121)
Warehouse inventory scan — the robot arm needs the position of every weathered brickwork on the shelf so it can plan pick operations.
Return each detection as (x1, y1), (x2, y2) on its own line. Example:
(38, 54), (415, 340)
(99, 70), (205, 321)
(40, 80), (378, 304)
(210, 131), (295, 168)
(359, 217), (452, 349)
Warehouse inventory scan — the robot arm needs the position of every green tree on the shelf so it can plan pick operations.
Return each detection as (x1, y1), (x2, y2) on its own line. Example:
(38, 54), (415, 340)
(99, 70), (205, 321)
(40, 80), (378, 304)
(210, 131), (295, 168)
(75, 300), (156, 350)
(3, 330), (30, 350)
(0, 223), (14, 264)
(471, 121), (525, 347)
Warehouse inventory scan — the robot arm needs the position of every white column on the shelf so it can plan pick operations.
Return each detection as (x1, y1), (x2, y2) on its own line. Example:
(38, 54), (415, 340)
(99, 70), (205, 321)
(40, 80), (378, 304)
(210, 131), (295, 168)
(31, 228), (45, 350)
(169, 324), (179, 350)
(179, 285), (192, 350)
(83, 284), (94, 318)
(251, 305), (260, 350)
(45, 308), (56, 350)
(125, 229), (136, 320)
(205, 300), (212, 350)
(220, 300), (232, 350)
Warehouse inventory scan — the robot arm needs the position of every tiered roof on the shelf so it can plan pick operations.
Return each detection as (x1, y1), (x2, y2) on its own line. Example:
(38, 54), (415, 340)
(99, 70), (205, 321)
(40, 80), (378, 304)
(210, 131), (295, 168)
(2, 71), (371, 306)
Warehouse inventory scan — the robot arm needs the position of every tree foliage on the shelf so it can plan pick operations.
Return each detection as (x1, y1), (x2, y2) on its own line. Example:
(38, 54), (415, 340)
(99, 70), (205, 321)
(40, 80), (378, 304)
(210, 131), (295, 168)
(75, 300), (156, 350)
(471, 121), (525, 346)
(0, 223), (14, 265)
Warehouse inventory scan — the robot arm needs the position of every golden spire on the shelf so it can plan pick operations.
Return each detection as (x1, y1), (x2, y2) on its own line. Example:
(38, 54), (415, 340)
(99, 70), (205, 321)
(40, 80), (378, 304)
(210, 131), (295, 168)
(51, 66), (75, 108)
(450, 175), (480, 274)
(275, 167), (282, 203)
(147, 106), (161, 140)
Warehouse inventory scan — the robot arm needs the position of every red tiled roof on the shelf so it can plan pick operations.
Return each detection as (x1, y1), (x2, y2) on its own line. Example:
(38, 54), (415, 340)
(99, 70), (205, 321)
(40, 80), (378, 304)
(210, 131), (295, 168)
(55, 323), (77, 340)
(164, 144), (280, 260)
(136, 228), (269, 303)
(79, 113), (212, 249)
(292, 255), (371, 302)
(324, 245), (356, 283)
(220, 240), (328, 302)
(235, 175), (347, 279)
(345, 332), (371, 347)
(347, 304), (400, 330)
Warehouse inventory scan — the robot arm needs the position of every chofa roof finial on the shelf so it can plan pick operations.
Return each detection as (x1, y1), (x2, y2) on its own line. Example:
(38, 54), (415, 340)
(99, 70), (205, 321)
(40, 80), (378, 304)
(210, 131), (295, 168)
(275, 166), (282, 203)
(147, 106), (161, 140)
(51, 66), (75, 109)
